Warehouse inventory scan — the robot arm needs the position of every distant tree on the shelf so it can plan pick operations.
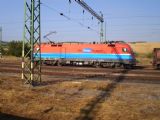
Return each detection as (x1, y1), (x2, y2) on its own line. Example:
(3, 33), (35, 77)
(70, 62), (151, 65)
(7, 40), (30, 57)
(0, 46), (5, 57)
(146, 52), (153, 59)
(7, 41), (22, 57)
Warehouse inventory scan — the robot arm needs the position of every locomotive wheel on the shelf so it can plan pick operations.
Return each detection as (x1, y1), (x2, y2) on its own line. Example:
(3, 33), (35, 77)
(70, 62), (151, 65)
(115, 63), (121, 68)
(93, 62), (100, 68)
(51, 61), (57, 66)
(101, 63), (107, 68)
(111, 64), (116, 68)
(57, 61), (62, 66)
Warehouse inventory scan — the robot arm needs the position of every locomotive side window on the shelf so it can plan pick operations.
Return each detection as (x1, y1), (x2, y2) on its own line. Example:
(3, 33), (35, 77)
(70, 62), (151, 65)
(122, 48), (128, 52)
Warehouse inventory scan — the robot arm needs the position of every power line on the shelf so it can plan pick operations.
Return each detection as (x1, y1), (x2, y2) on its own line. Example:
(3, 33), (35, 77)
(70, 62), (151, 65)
(0, 18), (92, 25)
(41, 2), (99, 34)
(103, 14), (160, 18)
(1, 18), (160, 27)
(108, 24), (160, 27)
(0, 26), (2, 57)
(1, 21), (160, 27)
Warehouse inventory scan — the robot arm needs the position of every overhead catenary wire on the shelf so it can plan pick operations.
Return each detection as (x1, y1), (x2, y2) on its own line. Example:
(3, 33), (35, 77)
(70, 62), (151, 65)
(41, 2), (99, 34)
(102, 12), (160, 17)
(1, 19), (160, 27)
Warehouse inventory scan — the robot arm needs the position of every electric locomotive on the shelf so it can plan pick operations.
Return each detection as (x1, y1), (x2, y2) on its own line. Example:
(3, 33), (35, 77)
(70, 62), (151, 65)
(35, 41), (136, 68)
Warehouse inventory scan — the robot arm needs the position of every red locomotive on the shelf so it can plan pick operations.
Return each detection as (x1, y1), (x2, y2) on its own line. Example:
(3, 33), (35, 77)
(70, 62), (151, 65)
(36, 41), (136, 68)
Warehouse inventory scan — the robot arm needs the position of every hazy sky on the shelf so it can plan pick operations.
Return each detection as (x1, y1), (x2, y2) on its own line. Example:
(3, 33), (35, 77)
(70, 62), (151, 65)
(0, 0), (160, 42)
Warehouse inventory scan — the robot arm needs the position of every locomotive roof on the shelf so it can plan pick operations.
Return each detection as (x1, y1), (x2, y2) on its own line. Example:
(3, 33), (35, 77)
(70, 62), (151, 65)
(42, 41), (126, 45)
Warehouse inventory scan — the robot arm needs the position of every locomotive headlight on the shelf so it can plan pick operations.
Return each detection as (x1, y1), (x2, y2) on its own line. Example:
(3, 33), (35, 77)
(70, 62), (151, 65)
(122, 48), (128, 52)
(36, 48), (40, 51)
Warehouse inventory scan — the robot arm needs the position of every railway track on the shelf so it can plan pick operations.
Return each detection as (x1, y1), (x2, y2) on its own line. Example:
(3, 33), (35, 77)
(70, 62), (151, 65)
(0, 62), (160, 74)
(0, 62), (160, 83)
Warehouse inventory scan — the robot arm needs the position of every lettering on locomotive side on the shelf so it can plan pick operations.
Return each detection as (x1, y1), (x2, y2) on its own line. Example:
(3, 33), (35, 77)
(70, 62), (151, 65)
(93, 50), (104, 53)
(83, 48), (93, 53)
(82, 48), (104, 53)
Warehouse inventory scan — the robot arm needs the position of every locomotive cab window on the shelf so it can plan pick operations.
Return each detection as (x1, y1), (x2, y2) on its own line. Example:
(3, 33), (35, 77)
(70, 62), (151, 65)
(122, 48), (128, 52)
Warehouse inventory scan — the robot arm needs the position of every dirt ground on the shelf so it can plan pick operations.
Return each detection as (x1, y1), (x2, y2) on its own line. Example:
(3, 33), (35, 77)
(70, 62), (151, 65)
(0, 73), (160, 120)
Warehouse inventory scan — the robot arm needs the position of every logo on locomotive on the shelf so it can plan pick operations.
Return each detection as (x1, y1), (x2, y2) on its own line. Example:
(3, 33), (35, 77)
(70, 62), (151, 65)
(83, 48), (92, 53)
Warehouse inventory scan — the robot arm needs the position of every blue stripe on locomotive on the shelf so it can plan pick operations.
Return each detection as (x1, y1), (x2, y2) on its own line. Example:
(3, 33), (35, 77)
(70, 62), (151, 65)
(36, 53), (133, 60)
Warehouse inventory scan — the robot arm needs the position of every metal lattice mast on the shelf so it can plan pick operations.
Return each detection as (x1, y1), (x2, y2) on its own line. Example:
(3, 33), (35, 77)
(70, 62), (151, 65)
(105, 22), (107, 42)
(0, 27), (2, 57)
(100, 13), (104, 43)
(22, 0), (41, 85)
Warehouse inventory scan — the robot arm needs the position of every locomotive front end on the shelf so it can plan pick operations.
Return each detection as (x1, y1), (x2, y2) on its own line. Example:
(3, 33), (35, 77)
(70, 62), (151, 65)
(121, 43), (136, 67)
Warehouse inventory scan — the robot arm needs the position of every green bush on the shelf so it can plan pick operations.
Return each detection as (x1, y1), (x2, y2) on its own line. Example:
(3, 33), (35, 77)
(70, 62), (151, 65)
(7, 41), (22, 57)
(146, 52), (153, 58)
(0, 46), (5, 55)
(134, 52), (153, 59)
(6, 40), (29, 57)
(134, 52), (139, 57)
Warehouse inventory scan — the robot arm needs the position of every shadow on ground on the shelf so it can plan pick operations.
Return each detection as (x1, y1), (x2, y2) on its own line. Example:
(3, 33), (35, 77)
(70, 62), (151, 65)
(0, 112), (35, 120)
(133, 65), (146, 69)
(76, 69), (129, 120)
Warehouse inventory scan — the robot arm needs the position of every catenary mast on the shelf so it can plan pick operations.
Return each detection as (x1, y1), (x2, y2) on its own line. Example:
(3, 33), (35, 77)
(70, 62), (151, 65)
(22, 0), (41, 86)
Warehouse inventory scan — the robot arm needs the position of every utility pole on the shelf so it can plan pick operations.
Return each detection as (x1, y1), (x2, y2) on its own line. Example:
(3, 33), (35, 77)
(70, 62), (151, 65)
(105, 22), (107, 42)
(22, 0), (41, 86)
(100, 12), (104, 43)
(0, 27), (2, 57)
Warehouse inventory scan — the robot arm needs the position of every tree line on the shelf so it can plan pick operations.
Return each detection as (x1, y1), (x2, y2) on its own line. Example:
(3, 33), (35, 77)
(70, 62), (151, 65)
(0, 40), (29, 57)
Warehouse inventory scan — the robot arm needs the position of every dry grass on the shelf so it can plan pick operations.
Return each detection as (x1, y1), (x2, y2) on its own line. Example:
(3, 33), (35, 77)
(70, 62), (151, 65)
(95, 83), (160, 120)
(1, 74), (160, 120)
(130, 42), (160, 65)
(0, 75), (112, 120)
(129, 42), (160, 54)
(0, 56), (21, 63)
